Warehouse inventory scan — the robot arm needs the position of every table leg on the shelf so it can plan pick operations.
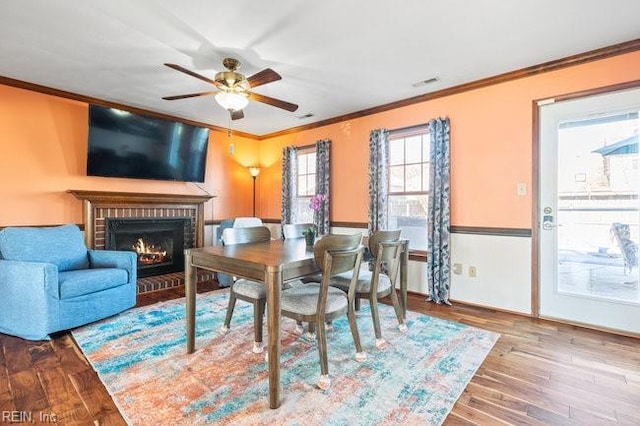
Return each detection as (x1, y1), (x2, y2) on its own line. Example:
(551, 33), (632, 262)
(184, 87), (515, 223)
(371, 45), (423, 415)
(185, 251), (196, 354)
(266, 266), (282, 409)
(400, 242), (408, 319)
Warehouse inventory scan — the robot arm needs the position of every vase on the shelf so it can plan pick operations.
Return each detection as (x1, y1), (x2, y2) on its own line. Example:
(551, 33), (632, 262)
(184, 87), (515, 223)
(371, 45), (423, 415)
(305, 231), (315, 247)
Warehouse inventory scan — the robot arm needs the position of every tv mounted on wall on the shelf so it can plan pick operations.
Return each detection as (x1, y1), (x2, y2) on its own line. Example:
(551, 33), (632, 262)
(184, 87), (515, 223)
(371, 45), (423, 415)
(86, 105), (209, 182)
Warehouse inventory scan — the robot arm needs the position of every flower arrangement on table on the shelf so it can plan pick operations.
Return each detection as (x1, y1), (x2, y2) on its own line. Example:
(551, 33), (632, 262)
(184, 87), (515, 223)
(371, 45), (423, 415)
(303, 193), (325, 245)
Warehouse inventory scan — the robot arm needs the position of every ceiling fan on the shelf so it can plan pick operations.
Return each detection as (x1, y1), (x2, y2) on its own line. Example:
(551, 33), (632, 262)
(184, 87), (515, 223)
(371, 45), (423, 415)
(162, 58), (298, 120)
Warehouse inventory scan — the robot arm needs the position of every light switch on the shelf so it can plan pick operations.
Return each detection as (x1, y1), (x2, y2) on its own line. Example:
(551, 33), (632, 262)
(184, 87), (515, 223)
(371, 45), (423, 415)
(517, 183), (527, 196)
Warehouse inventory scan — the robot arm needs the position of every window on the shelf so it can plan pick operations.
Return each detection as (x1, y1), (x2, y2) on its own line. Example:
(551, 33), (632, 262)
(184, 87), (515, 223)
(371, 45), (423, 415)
(388, 128), (430, 251)
(295, 148), (316, 223)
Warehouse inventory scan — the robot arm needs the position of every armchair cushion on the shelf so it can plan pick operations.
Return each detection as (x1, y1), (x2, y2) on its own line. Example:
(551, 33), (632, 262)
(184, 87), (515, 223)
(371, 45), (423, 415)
(58, 268), (130, 299)
(0, 224), (89, 271)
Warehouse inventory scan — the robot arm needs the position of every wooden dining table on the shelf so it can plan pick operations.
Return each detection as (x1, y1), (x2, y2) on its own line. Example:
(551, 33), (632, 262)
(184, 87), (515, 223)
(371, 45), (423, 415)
(184, 236), (409, 409)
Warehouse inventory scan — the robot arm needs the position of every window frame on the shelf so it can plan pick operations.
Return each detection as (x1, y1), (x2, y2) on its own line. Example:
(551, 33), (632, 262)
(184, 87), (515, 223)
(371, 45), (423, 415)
(296, 147), (316, 199)
(294, 146), (317, 224)
(387, 125), (430, 257)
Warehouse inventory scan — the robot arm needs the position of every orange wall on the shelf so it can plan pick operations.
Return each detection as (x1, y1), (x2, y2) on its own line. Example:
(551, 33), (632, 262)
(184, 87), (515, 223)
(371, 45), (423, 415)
(258, 51), (640, 228)
(0, 85), (258, 226)
(1, 50), (639, 228)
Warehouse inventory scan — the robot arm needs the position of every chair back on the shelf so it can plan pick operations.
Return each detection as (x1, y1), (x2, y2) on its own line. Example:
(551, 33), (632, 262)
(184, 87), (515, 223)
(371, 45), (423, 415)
(313, 233), (363, 321)
(222, 226), (271, 246)
(282, 223), (314, 239)
(314, 233), (363, 276)
(368, 229), (401, 258)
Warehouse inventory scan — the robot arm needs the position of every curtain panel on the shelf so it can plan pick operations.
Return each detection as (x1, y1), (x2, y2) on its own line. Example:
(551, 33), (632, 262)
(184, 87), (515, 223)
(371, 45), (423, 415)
(280, 146), (298, 232)
(426, 117), (451, 304)
(315, 139), (331, 235)
(368, 129), (390, 234)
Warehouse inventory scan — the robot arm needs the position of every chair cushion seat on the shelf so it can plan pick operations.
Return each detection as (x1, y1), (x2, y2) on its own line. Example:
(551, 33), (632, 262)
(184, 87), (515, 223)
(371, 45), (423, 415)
(233, 279), (266, 299)
(281, 283), (348, 316)
(331, 269), (392, 295)
(58, 268), (130, 299)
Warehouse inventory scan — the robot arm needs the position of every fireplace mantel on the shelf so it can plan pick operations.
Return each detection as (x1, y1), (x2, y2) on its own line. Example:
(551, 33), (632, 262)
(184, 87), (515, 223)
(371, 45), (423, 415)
(67, 190), (214, 205)
(68, 190), (214, 249)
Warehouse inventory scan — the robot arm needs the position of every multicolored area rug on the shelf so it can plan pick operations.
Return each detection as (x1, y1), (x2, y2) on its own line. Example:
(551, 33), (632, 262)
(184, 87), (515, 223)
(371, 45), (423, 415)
(72, 290), (499, 425)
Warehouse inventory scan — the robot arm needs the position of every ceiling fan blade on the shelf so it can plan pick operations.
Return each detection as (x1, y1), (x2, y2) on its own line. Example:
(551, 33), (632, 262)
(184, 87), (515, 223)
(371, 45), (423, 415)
(162, 91), (217, 100)
(249, 92), (298, 112)
(246, 68), (281, 88)
(231, 110), (244, 120)
(164, 63), (216, 85)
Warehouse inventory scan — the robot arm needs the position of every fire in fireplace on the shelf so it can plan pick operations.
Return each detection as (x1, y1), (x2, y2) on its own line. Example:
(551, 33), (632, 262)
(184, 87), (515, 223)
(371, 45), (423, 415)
(105, 218), (194, 278)
(132, 237), (169, 266)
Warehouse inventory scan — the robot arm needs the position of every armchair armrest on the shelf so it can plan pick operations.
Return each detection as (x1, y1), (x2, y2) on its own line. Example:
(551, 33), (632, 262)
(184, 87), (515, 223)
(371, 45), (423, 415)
(0, 259), (59, 300)
(88, 250), (137, 282)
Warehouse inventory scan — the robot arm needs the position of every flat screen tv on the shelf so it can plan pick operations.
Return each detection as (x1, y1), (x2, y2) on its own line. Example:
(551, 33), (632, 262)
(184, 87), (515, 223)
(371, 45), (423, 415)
(87, 105), (209, 182)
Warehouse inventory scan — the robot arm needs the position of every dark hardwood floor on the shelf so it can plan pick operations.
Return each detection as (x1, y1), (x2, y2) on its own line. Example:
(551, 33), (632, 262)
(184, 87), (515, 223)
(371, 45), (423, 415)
(1, 285), (639, 425)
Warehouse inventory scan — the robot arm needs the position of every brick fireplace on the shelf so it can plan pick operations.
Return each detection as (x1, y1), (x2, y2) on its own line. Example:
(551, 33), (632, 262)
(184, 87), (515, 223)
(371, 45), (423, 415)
(68, 190), (214, 293)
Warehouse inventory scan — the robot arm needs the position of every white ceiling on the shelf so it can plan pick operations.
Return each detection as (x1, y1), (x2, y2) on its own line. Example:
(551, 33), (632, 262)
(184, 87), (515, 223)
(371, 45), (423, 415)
(1, 0), (639, 136)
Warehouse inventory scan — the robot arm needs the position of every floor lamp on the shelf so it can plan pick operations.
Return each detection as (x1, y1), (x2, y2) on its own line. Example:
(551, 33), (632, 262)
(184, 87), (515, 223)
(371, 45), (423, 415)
(249, 167), (260, 217)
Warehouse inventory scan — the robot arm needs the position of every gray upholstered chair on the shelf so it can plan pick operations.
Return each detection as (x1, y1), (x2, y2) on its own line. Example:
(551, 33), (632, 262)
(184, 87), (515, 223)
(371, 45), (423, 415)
(280, 233), (366, 390)
(282, 222), (320, 333)
(219, 226), (271, 353)
(330, 229), (406, 349)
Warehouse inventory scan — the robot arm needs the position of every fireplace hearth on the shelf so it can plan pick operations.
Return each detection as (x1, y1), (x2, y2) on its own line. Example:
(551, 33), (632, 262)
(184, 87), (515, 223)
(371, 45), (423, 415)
(105, 218), (193, 278)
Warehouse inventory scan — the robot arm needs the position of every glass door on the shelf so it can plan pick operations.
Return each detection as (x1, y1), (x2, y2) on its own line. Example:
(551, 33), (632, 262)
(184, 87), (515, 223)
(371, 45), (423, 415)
(539, 87), (640, 333)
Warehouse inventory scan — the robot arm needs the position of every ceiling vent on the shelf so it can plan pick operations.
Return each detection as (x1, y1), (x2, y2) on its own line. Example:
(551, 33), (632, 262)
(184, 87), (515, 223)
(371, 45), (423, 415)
(412, 77), (439, 88)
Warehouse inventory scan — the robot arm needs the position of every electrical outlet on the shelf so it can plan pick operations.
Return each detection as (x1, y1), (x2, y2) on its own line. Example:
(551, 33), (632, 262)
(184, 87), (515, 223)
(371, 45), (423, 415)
(453, 263), (462, 275)
(517, 183), (527, 196)
(468, 266), (477, 277)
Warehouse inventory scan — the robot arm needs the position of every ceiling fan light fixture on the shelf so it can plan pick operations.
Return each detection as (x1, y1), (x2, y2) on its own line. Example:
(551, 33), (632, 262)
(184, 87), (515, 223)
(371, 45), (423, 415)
(215, 91), (249, 111)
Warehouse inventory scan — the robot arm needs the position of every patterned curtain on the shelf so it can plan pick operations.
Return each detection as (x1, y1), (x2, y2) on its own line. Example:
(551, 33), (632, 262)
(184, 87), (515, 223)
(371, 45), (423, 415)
(368, 129), (390, 234)
(281, 146), (298, 232)
(315, 139), (331, 235)
(426, 117), (451, 305)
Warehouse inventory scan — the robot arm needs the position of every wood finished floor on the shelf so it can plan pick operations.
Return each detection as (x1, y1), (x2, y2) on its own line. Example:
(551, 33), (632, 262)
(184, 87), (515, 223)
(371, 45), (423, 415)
(1, 286), (639, 425)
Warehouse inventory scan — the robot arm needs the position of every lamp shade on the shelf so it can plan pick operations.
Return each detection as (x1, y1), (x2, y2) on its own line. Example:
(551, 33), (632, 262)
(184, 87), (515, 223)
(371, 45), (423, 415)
(215, 92), (249, 111)
(249, 167), (261, 177)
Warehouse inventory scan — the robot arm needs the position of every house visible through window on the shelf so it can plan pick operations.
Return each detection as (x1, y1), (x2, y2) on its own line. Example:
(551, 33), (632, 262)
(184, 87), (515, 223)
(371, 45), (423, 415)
(296, 147), (316, 223)
(388, 127), (430, 251)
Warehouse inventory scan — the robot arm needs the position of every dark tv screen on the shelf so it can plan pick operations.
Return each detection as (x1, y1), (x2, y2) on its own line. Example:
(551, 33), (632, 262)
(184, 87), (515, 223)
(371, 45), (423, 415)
(87, 105), (209, 182)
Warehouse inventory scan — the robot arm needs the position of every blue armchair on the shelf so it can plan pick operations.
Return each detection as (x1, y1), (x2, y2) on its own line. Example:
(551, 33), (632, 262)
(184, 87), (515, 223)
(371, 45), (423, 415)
(0, 224), (137, 340)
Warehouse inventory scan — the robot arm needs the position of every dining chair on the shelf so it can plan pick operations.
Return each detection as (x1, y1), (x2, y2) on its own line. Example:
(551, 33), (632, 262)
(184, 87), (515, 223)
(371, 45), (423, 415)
(330, 229), (407, 349)
(281, 222), (318, 334)
(282, 222), (315, 239)
(282, 222), (322, 282)
(219, 225), (271, 354)
(279, 233), (366, 390)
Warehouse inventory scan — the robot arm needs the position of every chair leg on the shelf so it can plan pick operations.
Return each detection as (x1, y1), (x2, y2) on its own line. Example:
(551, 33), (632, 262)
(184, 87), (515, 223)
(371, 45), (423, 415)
(316, 321), (331, 390)
(389, 289), (407, 333)
(252, 299), (265, 353)
(354, 297), (361, 311)
(347, 306), (367, 363)
(220, 291), (238, 334)
(369, 295), (387, 349)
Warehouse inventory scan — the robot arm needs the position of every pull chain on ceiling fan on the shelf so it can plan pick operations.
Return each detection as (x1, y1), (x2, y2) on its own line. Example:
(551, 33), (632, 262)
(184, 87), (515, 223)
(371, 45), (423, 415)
(163, 58), (298, 120)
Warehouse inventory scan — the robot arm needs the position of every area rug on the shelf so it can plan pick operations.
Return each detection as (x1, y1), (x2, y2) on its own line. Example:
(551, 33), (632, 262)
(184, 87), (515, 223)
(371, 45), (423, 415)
(72, 290), (499, 425)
